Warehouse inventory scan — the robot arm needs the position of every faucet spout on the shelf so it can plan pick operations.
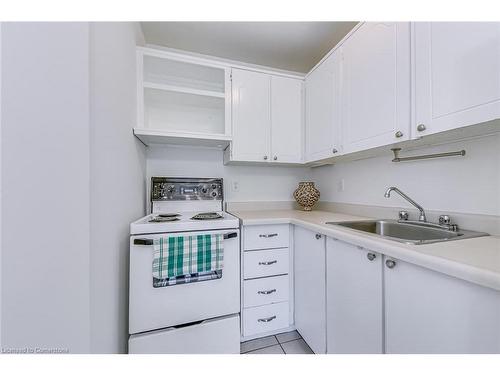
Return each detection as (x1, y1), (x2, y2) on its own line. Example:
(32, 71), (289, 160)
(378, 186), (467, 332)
(384, 187), (427, 222)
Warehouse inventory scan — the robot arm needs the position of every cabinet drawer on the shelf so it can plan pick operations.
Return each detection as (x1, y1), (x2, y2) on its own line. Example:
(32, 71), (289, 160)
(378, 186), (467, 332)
(243, 248), (289, 279)
(243, 302), (289, 337)
(244, 275), (289, 308)
(244, 224), (289, 250)
(129, 314), (240, 354)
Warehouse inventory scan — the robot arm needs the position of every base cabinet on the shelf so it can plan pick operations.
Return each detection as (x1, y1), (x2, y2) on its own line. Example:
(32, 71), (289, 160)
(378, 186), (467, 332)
(326, 238), (383, 353)
(384, 257), (500, 354)
(294, 226), (326, 354)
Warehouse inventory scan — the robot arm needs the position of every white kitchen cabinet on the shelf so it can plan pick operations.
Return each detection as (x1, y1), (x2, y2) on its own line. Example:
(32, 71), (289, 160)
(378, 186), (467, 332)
(414, 22), (500, 138)
(231, 69), (271, 162)
(294, 226), (326, 354)
(229, 69), (303, 164)
(135, 48), (232, 147)
(241, 224), (293, 340)
(384, 257), (500, 354)
(341, 22), (411, 153)
(326, 238), (383, 353)
(305, 50), (341, 162)
(270, 76), (303, 163)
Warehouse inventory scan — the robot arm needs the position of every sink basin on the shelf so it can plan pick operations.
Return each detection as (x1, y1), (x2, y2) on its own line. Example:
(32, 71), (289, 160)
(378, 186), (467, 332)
(325, 220), (489, 245)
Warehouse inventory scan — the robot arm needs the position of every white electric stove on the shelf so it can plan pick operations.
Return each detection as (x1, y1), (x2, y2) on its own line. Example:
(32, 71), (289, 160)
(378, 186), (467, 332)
(128, 177), (241, 354)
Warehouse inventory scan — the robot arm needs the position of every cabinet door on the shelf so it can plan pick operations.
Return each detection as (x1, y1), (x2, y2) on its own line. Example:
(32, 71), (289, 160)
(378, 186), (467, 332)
(271, 76), (303, 163)
(341, 22), (411, 153)
(231, 69), (271, 162)
(414, 22), (500, 137)
(305, 50), (341, 162)
(326, 239), (383, 353)
(294, 226), (326, 353)
(384, 257), (500, 354)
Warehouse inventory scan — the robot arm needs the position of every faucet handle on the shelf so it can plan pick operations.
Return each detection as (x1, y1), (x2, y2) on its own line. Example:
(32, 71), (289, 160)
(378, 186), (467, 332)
(438, 215), (451, 225)
(439, 215), (459, 231)
(398, 211), (409, 221)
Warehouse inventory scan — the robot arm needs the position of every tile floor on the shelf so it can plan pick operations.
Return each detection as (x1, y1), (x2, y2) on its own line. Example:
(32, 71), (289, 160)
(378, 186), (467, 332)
(241, 330), (314, 354)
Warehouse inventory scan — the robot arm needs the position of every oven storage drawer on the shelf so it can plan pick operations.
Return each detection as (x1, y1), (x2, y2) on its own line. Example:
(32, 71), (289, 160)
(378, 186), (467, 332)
(244, 224), (290, 250)
(243, 302), (289, 337)
(243, 275), (289, 308)
(243, 248), (289, 279)
(128, 314), (240, 354)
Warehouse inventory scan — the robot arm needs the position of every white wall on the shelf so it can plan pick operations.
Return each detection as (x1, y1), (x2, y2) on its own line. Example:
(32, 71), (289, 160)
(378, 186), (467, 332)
(89, 23), (146, 354)
(311, 134), (500, 216)
(0, 22), (145, 354)
(0, 23), (3, 350)
(1, 23), (91, 353)
(147, 146), (311, 208)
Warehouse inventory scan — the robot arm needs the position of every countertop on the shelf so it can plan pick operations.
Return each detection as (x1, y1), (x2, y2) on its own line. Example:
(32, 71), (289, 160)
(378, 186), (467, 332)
(229, 209), (500, 292)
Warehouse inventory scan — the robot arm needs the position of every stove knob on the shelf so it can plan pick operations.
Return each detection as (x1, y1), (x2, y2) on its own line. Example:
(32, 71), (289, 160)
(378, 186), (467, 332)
(167, 185), (175, 193)
(211, 184), (217, 189)
(211, 191), (218, 198)
(201, 186), (208, 194)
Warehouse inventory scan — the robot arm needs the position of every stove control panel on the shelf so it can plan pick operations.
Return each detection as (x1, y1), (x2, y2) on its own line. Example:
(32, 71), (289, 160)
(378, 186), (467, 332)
(151, 177), (223, 201)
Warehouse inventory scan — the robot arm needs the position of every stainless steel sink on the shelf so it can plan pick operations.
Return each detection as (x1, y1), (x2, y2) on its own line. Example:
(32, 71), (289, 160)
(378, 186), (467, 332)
(325, 220), (489, 245)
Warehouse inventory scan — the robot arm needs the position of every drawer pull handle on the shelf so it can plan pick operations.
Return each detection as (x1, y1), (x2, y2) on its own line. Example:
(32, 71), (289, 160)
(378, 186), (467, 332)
(259, 233), (278, 238)
(258, 315), (276, 323)
(257, 289), (276, 295)
(258, 260), (277, 266)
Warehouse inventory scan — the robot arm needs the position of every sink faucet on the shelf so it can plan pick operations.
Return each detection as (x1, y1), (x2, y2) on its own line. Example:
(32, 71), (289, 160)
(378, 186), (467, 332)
(384, 187), (427, 222)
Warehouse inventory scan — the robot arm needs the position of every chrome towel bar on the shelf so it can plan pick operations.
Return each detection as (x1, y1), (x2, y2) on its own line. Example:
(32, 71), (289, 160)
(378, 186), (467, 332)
(391, 148), (466, 162)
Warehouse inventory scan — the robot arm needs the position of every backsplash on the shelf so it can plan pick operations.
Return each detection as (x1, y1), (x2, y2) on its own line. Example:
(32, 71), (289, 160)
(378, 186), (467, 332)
(146, 145), (311, 210)
(311, 134), (500, 217)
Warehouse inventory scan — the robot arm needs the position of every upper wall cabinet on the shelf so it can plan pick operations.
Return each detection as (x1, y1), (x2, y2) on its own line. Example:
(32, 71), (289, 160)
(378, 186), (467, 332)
(341, 22), (411, 154)
(134, 48), (232, 147)
(414, 22), (500, 138)
(230, 69), (271, 162)
(270, 76), (303, 163)
(305, 50), (341, 163)
(227, 68), (303, 164)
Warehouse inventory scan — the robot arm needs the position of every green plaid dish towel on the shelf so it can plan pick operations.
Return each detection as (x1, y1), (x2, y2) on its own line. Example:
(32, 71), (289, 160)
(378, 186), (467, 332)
(152, 234), (224, 279)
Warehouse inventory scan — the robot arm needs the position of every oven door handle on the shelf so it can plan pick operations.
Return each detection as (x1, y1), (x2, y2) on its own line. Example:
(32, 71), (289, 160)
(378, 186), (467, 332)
(133, 232), (238, 246)
(133, 238), (154, 246)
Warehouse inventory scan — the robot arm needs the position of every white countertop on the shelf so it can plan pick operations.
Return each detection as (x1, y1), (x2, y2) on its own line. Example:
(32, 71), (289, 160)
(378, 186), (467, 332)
(229, 209), (500, 291)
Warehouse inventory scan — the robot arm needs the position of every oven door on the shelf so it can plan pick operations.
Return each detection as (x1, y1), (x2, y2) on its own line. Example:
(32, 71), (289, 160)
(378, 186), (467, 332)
(129, 228), (240, 334)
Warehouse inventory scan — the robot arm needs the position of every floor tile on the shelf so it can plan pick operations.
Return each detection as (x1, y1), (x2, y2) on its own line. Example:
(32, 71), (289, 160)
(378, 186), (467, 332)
(281, 339), (314, 354)
(240, 335), (279, 353)
(276, 330), (302, 343)
(245, 344), (285, 354)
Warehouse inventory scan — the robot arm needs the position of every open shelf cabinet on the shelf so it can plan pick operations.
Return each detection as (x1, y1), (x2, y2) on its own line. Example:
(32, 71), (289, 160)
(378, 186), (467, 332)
(135, 47), (231, 147)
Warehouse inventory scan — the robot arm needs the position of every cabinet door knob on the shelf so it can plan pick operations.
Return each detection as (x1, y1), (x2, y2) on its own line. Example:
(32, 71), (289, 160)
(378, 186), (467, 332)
(417, 124), (426, 132)
(332, 148), (338, 154)
(315, 233), (322, 239)
(273, 156), (278, 161)
(263, 155), (268, 160)
(385, 259), (396, 269)
(367, 252), (377, 261)
(395, 131), (403, 138)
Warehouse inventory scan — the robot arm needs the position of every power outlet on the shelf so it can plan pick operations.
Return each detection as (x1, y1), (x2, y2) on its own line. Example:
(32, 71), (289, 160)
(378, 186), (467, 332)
(337, 179), (345, 192)
(231, 180), (240, 192)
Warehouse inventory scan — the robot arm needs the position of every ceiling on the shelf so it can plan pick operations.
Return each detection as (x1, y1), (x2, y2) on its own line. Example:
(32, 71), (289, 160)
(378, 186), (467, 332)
(140, 22), (358, 73)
